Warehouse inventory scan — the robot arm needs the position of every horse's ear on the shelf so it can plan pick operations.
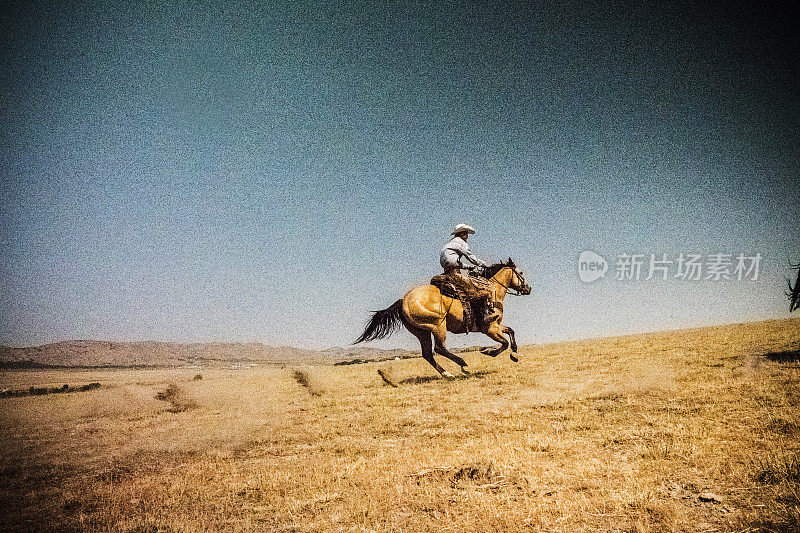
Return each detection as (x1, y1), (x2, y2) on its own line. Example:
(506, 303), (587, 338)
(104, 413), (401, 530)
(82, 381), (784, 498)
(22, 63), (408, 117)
(507, 257), (515, 267)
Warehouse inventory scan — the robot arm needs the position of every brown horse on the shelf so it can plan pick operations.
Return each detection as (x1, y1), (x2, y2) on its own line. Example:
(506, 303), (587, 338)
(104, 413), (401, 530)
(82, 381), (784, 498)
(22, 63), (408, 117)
(355, 259), (531, 378)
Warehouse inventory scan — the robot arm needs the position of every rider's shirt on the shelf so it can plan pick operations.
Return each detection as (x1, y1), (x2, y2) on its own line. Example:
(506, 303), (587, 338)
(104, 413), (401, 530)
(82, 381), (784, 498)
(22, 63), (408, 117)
(440, 236), (487, 269)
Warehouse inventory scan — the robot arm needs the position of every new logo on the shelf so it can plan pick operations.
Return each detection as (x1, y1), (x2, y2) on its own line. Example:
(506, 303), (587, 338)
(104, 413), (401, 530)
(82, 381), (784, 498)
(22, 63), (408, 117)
(578, 251), (608, 282)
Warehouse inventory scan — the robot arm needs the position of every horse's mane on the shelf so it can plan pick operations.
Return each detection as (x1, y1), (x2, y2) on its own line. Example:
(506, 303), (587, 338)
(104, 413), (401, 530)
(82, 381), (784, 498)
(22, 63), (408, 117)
(482, 258), (515, 279)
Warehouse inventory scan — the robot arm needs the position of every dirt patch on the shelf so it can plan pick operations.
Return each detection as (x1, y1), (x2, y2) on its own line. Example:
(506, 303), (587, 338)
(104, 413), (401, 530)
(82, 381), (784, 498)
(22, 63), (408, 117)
(412, 461), (517, 492)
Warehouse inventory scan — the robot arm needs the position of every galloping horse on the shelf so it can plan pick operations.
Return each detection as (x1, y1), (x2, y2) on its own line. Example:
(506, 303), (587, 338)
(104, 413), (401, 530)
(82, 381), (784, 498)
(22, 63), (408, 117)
(355, 259), (531, 378)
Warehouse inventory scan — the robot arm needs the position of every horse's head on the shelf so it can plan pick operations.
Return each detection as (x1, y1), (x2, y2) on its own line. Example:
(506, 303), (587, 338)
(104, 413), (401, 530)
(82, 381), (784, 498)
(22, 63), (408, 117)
(505, 257), (531, 295)
(485, 258), (531, 295)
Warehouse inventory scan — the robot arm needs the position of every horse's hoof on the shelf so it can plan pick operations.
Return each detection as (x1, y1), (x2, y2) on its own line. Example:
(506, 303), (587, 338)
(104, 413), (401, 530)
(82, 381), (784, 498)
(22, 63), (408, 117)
(460, 366), (470, 375)
(441, 371), (455, 379)
(510, 352), (519, 363)
(481, 346), (500, 357)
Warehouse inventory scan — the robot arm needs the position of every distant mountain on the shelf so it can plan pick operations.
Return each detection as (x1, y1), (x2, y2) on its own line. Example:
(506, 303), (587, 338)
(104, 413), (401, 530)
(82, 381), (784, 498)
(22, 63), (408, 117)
(322, 345), (413, 358)
(321, 346), (419, 365)
(0, 340), (418, 368)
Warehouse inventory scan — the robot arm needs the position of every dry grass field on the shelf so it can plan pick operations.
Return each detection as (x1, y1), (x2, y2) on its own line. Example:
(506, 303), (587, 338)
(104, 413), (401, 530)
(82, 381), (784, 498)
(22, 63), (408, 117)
(1, 318), (799, 532)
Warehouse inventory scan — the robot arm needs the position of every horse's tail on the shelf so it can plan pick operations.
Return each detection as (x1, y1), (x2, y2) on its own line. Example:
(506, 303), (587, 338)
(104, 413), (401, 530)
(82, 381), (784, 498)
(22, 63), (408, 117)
(353, 299), (404, 344)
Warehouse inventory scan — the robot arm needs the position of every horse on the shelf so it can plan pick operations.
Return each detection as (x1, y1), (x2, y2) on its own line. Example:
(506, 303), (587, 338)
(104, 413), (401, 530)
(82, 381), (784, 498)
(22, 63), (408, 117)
(354, 258), (531, 378)
(789, 260), (800, 312)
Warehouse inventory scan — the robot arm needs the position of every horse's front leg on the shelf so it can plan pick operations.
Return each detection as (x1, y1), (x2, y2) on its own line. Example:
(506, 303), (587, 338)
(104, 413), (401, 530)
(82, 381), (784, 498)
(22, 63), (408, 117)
(502, 325), (518, 361)
(480, 322), (509, 358)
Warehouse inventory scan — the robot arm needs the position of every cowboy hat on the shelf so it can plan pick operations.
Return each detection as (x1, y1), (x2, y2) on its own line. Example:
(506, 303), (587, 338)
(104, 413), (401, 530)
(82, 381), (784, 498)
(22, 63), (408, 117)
(452, 224), (476, 235)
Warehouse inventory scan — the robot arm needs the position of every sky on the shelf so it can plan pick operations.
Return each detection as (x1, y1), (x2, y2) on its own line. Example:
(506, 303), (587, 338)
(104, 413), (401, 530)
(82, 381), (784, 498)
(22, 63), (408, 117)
(1, 1), (798, 349)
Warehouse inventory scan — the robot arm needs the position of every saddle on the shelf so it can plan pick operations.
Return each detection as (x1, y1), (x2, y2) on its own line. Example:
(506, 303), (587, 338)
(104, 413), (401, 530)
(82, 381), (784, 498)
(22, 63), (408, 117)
(430, 274), (460, 299)
(430, 273), (491, 332)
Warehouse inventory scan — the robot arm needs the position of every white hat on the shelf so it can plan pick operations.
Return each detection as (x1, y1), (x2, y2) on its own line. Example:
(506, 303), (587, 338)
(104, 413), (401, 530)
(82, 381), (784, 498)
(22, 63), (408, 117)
(452, 224), (476, 235)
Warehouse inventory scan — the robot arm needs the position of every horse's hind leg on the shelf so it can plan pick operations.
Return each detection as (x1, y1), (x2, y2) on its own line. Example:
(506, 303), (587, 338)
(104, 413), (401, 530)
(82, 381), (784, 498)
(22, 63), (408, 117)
(431, 327), (469, 375)
(412, 328), (453, 379)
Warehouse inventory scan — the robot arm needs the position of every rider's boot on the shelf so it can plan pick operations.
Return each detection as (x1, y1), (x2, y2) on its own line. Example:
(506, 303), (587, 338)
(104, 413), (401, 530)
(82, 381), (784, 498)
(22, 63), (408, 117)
(473, 292), (492, 331)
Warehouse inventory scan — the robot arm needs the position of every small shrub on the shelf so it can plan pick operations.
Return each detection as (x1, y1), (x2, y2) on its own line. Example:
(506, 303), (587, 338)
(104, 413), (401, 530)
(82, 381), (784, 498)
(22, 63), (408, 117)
(751, 453), (800, 484)
(154, 383), (198, 413)
(450, 462), (497, 484)
(765, 417), (800, 436)
(735, 507), (800, 532)
(292, 370), (323, 396)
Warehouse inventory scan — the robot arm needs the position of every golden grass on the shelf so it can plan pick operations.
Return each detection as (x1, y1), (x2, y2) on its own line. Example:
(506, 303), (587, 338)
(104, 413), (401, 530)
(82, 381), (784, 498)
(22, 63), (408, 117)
(1, 318), (798, 531)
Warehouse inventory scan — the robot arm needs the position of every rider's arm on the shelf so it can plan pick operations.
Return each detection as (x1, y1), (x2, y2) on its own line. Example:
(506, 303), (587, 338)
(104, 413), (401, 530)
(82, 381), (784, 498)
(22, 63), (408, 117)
(459, 241), (487, 268)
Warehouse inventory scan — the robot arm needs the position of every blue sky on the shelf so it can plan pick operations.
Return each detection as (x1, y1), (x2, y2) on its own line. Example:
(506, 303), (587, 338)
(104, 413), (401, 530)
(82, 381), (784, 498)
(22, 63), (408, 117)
(2, 1), (798, 349)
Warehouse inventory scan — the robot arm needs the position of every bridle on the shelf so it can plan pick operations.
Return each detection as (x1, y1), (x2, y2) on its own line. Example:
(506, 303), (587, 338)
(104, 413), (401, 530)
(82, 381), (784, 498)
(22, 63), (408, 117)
(489, 266), (526, 297)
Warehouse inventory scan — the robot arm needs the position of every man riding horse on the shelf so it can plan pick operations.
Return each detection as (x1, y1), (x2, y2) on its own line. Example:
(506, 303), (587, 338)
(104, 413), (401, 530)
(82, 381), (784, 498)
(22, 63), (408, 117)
(354, 224), (531, 378)
(437, 224), (493, 331)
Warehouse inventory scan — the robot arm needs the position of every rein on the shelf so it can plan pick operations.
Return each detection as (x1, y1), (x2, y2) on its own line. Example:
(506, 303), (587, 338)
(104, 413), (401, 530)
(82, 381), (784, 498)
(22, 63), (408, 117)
(488, 269), (524, 296)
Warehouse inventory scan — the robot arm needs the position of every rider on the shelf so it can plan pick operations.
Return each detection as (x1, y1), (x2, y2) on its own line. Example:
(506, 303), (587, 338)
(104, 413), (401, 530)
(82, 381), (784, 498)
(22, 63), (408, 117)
(440, 224), (493, 329)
